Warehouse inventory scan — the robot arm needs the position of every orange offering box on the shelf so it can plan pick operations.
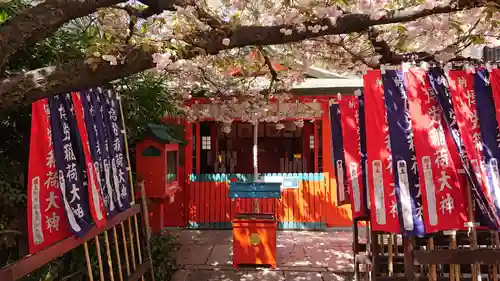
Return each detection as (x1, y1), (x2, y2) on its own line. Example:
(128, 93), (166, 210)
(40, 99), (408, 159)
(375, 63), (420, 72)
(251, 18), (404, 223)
(232, 213), (277, 269)
(228, 182), (282, 270)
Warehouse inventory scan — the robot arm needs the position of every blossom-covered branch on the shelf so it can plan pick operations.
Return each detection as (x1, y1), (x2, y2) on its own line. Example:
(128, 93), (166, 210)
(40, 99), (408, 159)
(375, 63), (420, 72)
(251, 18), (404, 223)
(0, 0), (499, 112)
(0, 0), (127, 72)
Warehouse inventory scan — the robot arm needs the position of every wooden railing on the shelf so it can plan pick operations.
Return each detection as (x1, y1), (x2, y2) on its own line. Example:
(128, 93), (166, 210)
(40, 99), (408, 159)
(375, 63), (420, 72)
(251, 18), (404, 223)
(0, 185), (153, 281)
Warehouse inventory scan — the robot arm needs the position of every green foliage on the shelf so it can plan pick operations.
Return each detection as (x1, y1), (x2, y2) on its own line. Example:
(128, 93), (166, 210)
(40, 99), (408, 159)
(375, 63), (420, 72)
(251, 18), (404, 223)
(150, 232), (181, 281)
(19, 247), (89, 281)
(1, 0), (96, 72)
(116, 72), (183, 146)
(0, 3), (182, 280)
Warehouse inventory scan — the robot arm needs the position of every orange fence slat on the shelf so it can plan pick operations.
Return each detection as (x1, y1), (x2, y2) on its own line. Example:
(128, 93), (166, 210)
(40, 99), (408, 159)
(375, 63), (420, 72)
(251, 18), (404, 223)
(225, 183), (231, 223)
(194, 181), (201, 225)
(315, 177), (322, 223)
(211, 181), (217, 226)
(188, 181), (195, 225)
(217, 181), (223, 224)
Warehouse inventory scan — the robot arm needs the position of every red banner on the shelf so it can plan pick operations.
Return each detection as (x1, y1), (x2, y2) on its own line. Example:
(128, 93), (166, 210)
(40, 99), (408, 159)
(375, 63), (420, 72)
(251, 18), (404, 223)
(364, 70), (400, 233)
(72, 92), (107, 228)
(406, 68), (468, 233)
(27, 99), (70, 253)
(339, 95), (366, 218)
(491, 69), (500, 130)
(448, 70), (494, 214)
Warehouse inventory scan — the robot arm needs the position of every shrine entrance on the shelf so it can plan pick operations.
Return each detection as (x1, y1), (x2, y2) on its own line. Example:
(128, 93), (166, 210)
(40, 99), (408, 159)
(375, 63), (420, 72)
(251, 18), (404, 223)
(201, 121), (312, 174)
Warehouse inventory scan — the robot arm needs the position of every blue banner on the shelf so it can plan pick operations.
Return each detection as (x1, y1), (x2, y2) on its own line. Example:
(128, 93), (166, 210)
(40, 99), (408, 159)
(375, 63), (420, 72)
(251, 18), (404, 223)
(101, 88), (131, 210)
(428, 67), (496, 229)
(475, 68), (500, 216)
(81, 89), (119, 217)
(383, 70), (425, 237)
(358, 93), (370, 211)
(91, 88), (130, 212)
(49, 94), (92, 237)
(330, 103), (348, 204)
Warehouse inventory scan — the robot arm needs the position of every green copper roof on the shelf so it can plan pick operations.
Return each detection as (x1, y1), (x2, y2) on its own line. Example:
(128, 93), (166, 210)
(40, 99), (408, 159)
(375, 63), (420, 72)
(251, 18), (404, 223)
(147, 123), (185, 144)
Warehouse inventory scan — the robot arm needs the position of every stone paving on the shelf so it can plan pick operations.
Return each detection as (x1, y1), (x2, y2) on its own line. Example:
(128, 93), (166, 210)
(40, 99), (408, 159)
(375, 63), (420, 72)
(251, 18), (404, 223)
(171, 229), (365, 281)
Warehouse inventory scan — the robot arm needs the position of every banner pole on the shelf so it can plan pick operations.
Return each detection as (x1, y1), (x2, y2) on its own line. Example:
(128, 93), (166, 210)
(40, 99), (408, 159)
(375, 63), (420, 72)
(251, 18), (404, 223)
(116, 90), (147, 281)
(116, 92), (135, 205)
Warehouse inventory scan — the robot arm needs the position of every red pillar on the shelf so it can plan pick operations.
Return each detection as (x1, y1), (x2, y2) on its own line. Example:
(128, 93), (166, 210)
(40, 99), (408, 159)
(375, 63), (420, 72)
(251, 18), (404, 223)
(195, 122), (201, 174)
(321, 102), (333, 176)
(211, 122), (217, 166)
(184, 119), (193, 226)
(302, 123), (312, 172)
(313, 119), (319, 172)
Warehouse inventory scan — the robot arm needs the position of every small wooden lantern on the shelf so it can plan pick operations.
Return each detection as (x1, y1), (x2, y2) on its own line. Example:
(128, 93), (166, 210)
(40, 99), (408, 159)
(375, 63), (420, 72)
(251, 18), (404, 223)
(135, 123), (185, 232)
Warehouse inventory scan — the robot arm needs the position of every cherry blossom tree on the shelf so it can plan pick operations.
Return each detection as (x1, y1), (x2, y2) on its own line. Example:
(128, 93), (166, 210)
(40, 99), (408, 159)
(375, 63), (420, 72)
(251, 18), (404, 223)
(0, 0), (499, 116)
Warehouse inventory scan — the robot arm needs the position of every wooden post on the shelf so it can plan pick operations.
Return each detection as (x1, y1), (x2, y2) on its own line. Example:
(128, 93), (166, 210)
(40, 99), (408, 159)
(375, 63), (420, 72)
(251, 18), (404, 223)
(112, 227), (124, 281)
(103, 231), (115, 281)
(353, 218), (360, 281)
(366, 221), (372, 281)
(84, 242), (95, 281)
(371, 231), (380, 280)
(466, 180), (479, 281)
(388, 234), (394, 277)
(140, 181), (155, 281)
(448, 231), (459, 281)
(403, 237), (414, 281)
(428, 238), (437, 281)
(495, 232), (500, 279)
(95, 237), (105, 281)
(120, 222), (131, 276)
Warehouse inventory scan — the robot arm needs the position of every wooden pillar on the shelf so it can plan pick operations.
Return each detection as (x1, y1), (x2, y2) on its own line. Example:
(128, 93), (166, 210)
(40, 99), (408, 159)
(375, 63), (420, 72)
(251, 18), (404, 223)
(195, 122), (201, 174)
(314, 119), (319, 172)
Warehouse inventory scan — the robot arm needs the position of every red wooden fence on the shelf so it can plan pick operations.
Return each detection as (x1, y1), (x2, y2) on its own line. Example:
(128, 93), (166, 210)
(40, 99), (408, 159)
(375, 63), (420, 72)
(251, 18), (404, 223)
(186, 173), (353, 229)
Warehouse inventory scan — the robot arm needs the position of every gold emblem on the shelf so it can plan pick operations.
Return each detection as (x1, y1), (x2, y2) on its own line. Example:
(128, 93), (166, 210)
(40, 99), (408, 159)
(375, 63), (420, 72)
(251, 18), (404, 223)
(249, 233), (261, 246)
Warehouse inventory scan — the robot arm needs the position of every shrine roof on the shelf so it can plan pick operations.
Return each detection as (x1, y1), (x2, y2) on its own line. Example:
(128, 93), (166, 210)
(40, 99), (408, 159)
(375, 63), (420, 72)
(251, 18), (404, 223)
(146, 123), (185, 144)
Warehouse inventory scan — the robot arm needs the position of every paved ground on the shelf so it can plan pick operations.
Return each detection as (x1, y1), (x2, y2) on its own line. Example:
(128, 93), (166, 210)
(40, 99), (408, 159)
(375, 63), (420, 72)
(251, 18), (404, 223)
(170, 229), (366, 281)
